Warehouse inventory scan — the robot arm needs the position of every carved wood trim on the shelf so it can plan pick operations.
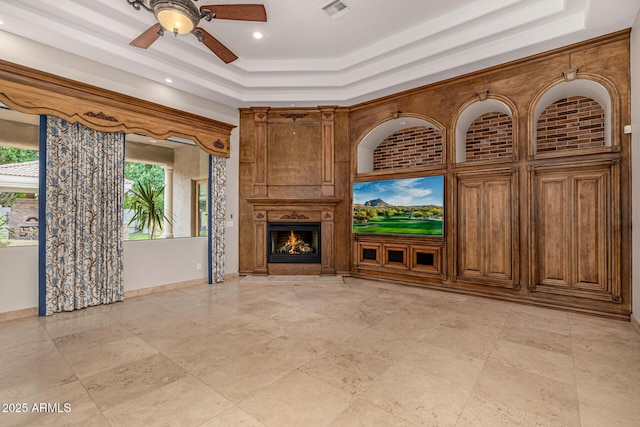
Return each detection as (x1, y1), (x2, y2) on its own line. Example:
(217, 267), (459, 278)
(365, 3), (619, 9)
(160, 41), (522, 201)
(279, 113), (309, 121)
(0, 59), (234, 157)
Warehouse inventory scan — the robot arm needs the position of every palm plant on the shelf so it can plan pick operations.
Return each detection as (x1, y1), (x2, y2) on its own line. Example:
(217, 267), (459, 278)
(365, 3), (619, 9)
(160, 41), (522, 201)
(127, 182), (170, 239)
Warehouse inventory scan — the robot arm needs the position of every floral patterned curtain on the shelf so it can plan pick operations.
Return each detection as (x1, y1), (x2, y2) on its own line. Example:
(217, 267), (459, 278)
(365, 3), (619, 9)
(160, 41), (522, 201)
(40, 116), (124, 315)
(209, 155), (226, 283)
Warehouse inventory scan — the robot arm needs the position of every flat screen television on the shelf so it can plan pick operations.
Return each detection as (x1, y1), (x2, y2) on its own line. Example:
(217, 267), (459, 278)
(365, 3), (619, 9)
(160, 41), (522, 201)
(352, 176), (444, 236)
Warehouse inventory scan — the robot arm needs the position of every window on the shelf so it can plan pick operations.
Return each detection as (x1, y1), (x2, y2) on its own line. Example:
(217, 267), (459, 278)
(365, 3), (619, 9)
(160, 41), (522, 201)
(0, 108), (40, 248)
(124, 134), (209, 240)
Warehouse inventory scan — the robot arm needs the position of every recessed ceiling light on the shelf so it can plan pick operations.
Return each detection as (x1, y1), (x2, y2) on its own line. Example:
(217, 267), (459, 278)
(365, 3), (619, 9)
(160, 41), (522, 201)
(149, 139), (157, 143)
(0, 19), (4, 25)
(164, 78), (173, 83)
(252, 31), (264, 40)
(400, 121), (407, 125)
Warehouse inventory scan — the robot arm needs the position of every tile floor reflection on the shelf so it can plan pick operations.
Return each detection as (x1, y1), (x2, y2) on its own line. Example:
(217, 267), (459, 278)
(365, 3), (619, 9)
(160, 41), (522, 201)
(1, 276), (639, 426)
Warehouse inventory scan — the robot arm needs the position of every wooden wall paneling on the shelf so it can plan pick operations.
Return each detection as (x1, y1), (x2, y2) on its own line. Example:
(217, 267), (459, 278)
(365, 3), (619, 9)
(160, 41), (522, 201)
(267, 120), (322, 187)
(0, 60), (234, 157)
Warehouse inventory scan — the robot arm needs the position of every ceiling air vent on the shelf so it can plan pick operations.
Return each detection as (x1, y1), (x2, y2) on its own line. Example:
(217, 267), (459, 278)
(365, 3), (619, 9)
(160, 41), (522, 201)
(321, 0), (351, 20)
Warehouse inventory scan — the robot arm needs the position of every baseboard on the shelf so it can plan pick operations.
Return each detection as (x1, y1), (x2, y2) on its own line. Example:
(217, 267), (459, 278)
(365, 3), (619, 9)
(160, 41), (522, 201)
(124, 278), (208, 298)
(0, 275), (242, 321)
(0, 307), (38, 322)
(632, 314), (640, 337)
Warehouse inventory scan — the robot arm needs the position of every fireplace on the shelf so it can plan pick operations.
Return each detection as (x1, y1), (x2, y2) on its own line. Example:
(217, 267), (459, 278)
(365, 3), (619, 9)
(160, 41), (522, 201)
(268, 223), (321, 264)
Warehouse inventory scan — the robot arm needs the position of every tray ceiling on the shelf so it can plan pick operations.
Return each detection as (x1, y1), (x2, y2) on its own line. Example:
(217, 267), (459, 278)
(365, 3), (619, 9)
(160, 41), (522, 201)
(0, 0), (639, 109)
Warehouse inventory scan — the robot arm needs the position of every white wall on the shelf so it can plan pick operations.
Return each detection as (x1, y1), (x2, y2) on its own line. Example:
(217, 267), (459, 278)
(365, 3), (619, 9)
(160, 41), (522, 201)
(0, 245), (38, 313)
(172, 144), (206, 238)
(123, 238), (208, 291)
(0, 235), (238, 314)
(631, 13), (640, 325)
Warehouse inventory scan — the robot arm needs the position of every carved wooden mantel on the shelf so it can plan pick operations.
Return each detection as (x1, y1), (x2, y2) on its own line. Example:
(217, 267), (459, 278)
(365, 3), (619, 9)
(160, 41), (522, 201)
(247, 198), (341, 275)
(0, 59), (235, 157)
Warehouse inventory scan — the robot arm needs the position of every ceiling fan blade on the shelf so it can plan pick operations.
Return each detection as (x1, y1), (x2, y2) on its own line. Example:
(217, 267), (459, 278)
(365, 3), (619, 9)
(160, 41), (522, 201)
(194, 28), (239, 63)
(130, 23), (163, 49)
(199, 4), (267, 21)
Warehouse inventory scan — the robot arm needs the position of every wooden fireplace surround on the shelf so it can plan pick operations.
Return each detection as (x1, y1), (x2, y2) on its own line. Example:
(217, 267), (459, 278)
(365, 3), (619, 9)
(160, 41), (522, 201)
(246, 198), (340, 275)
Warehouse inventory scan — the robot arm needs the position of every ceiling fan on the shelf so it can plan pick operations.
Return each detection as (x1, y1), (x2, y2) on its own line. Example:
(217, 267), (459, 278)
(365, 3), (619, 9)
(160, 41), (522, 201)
(127, 0), (267, 63)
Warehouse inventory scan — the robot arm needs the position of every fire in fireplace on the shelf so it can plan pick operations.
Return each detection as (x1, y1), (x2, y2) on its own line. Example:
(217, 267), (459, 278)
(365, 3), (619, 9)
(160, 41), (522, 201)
(268, 223), (321, 264)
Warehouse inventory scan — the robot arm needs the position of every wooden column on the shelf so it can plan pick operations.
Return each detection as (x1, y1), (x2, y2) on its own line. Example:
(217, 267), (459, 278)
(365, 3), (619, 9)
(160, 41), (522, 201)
(252, 107), (269, 197)
(254, 209), (268, 274)
(320, 106), (337, 197)
(321, 207), (336, 274)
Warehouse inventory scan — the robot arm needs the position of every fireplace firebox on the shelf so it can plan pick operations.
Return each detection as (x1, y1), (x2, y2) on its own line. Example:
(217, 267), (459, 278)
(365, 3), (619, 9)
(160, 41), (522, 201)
(268, 223), (321, 264)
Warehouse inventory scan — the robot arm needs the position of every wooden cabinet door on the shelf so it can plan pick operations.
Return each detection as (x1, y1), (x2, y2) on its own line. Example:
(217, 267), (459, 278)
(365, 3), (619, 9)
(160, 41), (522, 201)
(455, 169), (517, 288)
(530, 161), (620, 302)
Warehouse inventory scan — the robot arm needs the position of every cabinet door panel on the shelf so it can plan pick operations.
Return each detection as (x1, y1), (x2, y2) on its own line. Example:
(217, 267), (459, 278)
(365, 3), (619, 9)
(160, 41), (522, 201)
(456, 171), (516, 287)
(486, 180), (512, 279)
(536, 177), (570, 287)
(458, 182), (483, 277)
(530, 162), (617, 302)
(573, 173), (607, 290)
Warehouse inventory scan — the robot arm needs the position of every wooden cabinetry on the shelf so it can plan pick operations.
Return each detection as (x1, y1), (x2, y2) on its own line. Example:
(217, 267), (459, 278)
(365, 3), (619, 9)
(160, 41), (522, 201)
(355, 235), (444, 282)
(529, 160), (620, 302)
(346, 31), (630, 318)
(454, 168), (518, 289)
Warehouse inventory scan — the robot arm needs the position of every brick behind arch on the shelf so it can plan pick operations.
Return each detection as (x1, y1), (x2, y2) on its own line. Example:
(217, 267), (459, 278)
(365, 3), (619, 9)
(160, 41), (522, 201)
(373, 126), (443, 171)
(465, 112), (513, 162)
(536, 96), (605, 153)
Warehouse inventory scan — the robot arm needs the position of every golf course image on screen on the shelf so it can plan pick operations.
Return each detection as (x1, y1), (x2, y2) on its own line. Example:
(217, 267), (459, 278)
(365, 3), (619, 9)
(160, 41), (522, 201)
(352, 176), (444, 236)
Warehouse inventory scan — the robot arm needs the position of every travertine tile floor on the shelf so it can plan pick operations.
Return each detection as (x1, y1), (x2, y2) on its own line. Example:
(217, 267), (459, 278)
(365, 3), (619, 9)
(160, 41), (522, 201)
(1, 276), (639, 426)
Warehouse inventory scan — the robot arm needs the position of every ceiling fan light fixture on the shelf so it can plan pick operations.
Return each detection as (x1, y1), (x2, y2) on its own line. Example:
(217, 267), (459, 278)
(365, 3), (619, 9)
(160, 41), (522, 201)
(151, 0), (199, 35)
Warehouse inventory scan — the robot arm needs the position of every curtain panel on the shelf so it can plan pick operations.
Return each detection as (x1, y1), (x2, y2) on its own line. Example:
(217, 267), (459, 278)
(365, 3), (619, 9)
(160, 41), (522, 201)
(40, 116), (125, 315)
(209, 155), (226, 283)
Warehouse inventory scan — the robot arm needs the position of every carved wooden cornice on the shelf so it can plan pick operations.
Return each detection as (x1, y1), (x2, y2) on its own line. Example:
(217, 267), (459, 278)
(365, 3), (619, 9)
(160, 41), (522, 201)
(0, 59), (235, 157)
(279, 113), (309, 122)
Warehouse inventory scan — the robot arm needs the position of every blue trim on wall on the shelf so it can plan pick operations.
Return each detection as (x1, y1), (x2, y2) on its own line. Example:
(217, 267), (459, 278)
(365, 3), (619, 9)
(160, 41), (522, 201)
(207, 155), (213, 285)
(38, 116), (47, 316)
